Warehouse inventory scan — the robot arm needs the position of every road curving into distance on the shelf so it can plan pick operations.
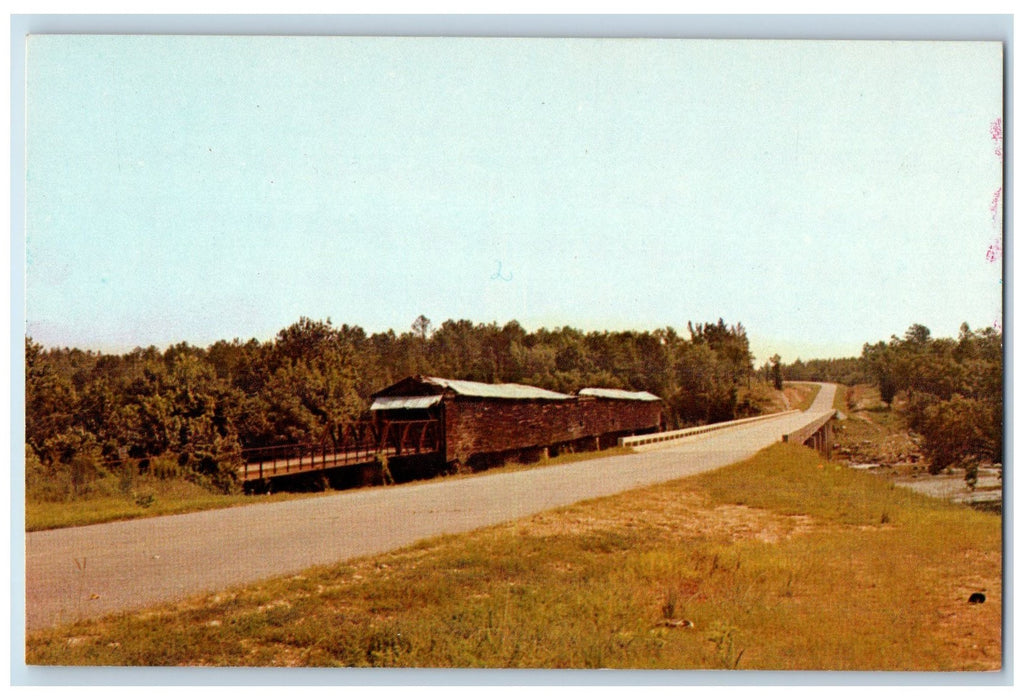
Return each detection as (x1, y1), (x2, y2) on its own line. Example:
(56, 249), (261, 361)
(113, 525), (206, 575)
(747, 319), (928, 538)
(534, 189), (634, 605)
(25, 383), (837, 630)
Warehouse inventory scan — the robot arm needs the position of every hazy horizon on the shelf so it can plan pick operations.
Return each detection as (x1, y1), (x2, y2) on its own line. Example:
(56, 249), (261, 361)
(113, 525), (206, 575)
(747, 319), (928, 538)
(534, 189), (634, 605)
(25, 311), (985, 370)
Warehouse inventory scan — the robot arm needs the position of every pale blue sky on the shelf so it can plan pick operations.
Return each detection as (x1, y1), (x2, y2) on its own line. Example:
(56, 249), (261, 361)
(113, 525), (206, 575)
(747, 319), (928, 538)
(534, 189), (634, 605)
(25, 36), (1003, 364)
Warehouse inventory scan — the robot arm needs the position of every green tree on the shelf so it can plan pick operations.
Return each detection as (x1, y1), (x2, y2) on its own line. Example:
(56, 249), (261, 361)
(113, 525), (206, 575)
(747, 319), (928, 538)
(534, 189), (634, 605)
(411, 314), (432, 341)
(25, 339), (81, 462)
(861, 323), (1003, 480)
(862, 341), (898, 406)
(915, 394), (1002, 474)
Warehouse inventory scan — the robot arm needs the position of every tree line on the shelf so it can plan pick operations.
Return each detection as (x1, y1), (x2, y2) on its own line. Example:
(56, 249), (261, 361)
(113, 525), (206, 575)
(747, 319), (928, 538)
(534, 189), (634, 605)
(25, 316), (756, 498)
(773, 356), (872, 387)
(779, 323), (1003, 478)
(861, 323), (1003, 478)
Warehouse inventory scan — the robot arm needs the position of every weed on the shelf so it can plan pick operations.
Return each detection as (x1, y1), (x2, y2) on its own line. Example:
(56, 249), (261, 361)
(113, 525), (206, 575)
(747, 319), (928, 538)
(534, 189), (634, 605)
(576, 529), (636, 553)
(375, 452), (394, 486)
(661, 589), (678, 620)
(364, 623), (412, 666)
(707, 621), (744, 669)
(72, 557), (87, 622)
(781, 572), (795, 597)
(964, 461), (979, 491)
(118, 460), (136, 496)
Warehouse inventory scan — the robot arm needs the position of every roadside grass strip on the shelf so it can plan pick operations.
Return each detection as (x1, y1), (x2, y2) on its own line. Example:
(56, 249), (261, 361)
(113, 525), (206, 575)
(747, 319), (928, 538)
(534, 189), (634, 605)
(26, 479), (321, 532)
(26, 448), (639, 533)
(832, 384), (848, 412)
(26, 443), (1001, 670)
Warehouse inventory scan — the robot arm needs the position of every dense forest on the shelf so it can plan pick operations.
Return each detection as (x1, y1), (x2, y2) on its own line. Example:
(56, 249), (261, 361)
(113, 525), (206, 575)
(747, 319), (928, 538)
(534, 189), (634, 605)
(780, 323), (1004, 478)
(860, 323), (1003, 477)
(774, 356), (872, 387)
(25, 317), (758, 498)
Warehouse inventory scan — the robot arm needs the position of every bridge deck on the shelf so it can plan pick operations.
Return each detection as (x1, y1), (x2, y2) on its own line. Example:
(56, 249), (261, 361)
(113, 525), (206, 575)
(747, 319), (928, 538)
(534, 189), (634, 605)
(239, 447), (393, 482)
(239, 419), (441, 482)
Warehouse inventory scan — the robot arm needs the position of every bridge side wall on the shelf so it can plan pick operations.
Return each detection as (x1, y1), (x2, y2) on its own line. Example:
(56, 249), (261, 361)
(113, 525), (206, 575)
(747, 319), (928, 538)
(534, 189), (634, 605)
(442, 397), (662, 465)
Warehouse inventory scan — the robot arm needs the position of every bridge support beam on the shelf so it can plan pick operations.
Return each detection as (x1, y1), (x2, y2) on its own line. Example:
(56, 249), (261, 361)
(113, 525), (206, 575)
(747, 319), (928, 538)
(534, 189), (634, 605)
(782, 410), (836, 460)
(802, 420), (833, 459)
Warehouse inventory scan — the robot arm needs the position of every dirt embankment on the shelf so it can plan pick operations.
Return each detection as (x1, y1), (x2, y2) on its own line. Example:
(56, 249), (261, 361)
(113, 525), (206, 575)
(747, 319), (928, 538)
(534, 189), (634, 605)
(833, 385), (1001, 510)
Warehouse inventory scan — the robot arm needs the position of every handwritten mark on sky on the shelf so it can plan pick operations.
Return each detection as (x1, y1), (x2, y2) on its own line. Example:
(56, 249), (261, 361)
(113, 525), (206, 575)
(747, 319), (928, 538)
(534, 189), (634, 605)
(490, 260), (513, 282)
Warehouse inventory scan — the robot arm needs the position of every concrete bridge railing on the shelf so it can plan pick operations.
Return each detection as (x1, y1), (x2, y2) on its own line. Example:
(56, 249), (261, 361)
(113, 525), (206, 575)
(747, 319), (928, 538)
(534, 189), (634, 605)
(619, 409), (801, 449)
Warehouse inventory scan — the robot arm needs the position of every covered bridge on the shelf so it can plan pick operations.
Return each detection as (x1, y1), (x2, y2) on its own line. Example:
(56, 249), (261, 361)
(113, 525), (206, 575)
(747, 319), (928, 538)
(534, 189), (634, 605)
(370, 375), (663, 469)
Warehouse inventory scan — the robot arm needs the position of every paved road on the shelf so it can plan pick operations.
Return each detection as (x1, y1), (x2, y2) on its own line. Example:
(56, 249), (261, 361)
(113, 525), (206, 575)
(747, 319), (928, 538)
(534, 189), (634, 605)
(25, 384), (836, 630)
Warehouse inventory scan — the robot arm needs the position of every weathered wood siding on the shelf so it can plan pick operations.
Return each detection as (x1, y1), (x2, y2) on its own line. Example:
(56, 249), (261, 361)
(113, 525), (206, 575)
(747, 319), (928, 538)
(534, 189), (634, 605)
(576, 397), (663, 440)
(442, 396), (661, 464)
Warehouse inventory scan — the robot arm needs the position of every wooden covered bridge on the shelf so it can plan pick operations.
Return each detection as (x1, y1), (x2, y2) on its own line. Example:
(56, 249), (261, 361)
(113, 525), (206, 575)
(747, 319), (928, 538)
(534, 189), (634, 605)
(239, 375), (664, 486)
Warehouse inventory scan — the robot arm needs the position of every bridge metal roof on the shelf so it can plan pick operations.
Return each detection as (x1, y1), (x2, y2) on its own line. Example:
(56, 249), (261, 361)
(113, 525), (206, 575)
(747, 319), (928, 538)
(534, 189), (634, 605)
(370, 395), (444, 411)
(578, 388), (662, 402)
(370, 376), (662, 407)
(369, 375), (574, 409)
(421, 376), (574, 401)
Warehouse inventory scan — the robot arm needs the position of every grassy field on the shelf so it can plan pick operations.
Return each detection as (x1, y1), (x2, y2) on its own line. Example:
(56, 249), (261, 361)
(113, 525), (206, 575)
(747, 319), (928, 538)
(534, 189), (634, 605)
(25, 442), (1001, 670)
